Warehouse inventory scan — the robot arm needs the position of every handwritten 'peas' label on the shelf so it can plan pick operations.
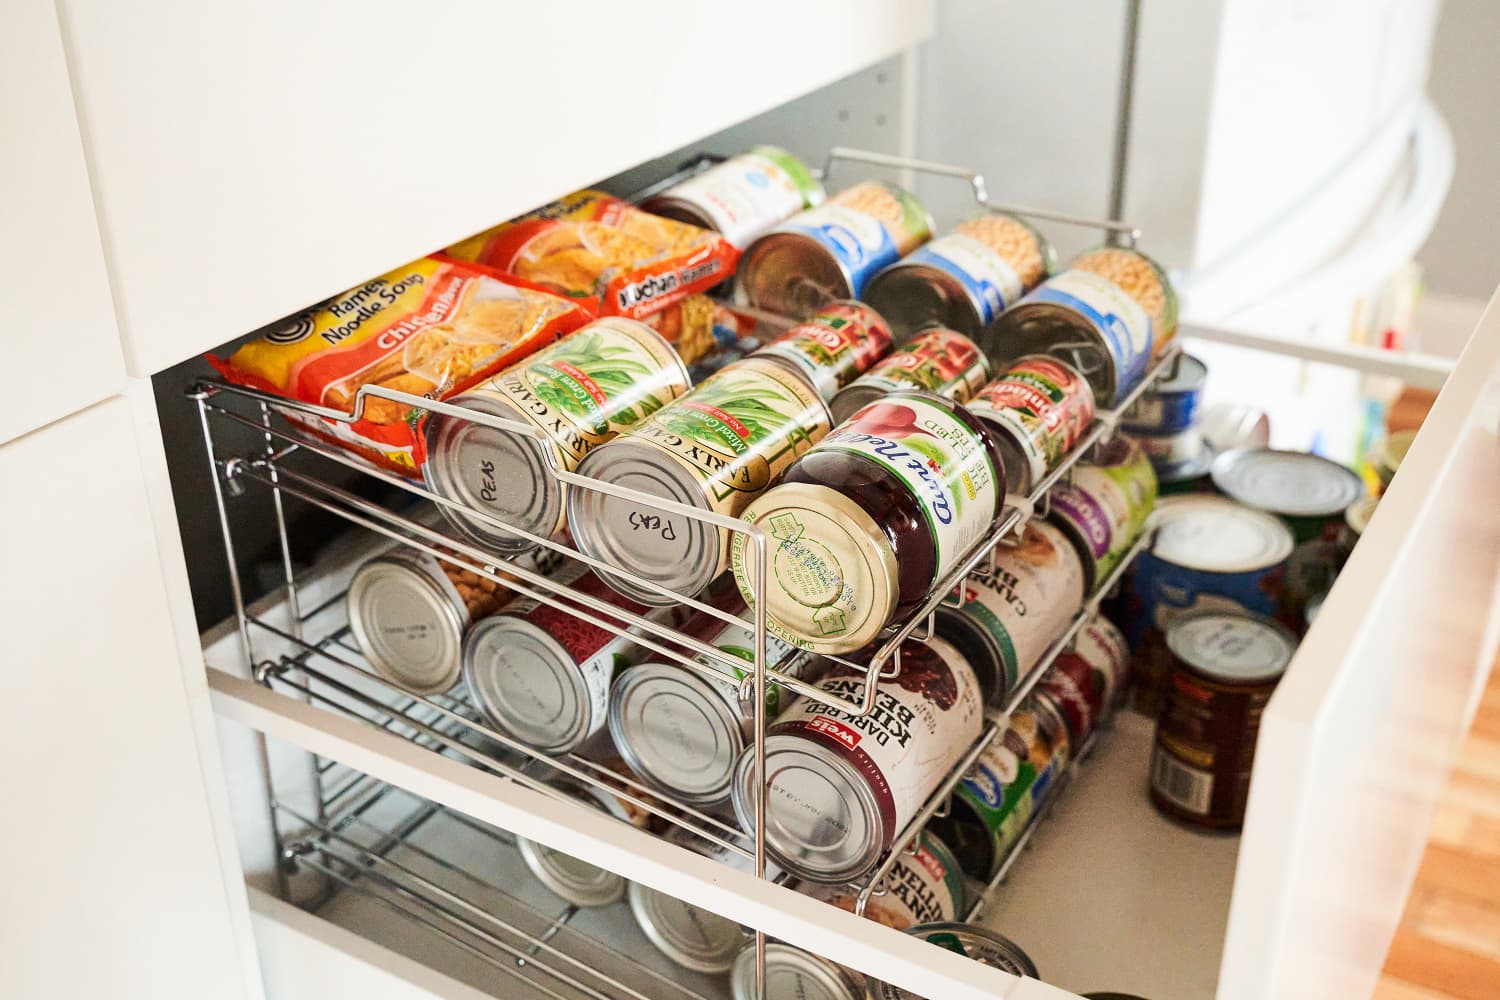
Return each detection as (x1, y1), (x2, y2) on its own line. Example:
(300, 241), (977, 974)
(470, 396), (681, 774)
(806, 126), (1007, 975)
(852, 327), (991, 401)
(907, 233), (1024, 326)
(1027, 269), (1153, 400)
(758, 302), (893, 401)
(824, 396), (999, 572)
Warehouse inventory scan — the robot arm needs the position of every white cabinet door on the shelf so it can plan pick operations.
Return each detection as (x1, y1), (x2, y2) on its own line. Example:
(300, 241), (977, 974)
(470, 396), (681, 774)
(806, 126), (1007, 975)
(0, 394), (261, 1000)
(0, 0), (124, 444)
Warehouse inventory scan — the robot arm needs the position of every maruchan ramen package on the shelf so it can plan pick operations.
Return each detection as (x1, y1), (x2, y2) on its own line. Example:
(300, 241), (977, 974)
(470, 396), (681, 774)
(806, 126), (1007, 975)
(208, 257), (590, 474)
(441, 190), (740, 320)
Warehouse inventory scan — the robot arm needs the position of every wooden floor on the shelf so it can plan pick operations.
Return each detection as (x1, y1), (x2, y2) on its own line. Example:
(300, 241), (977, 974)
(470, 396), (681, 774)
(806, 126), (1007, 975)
(1375, 663), (1500, 998)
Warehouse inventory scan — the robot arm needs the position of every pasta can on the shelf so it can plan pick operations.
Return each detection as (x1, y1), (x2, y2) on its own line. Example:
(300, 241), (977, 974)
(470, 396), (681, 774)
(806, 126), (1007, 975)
(1151, 610), (1296, 829)
(424, 318), (690, 553)
(798, 831), (965, 930)
(741, 180), (935, 317)
(569, 356), (832, 605)
(730, 637), (984, 883)
(1047, 436), (1158, 591)
(967, 355), (1096, 496)
(755, 300), (894, 402)
(829, 326), (992, 425)
(862, 213), (1057, 339)
(865, 924), (1039, 996)
(642, 145), (825, 249)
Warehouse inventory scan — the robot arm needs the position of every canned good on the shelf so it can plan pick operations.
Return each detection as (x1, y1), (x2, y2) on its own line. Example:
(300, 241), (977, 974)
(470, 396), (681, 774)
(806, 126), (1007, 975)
(755, 301), (894, 402)
(1199, 402), (1270, 454)
(1037, 649), (1106, 747)
(462, 566), (668, 754)
(799, 831), (965, 930)
(569, 356), (832, 605)
(741, 180), (935, 316)
(733, 391), (1005, 654)
(1210, 448), (1366, 543)
(729, 942), (863, 1000)
(1123, 495), (1294, 715)
(1151, 610), (1296, 829)
(1373, 428), (1416, 494)
(1122, 353), (1206, 436)
(516, 772), (653, 907)
(1047, 436), (1158, 591)
(1070, 615), (1131, 710)
(829, 327), (992, 425)
(1343, 495), (1378, 550)
(730, 636), (984, 883)
(424, 318), (691, 554)
(1155, 439), (1216, 496)
(935, 520), (1087, 705)
(929, 702), (1069, 881)
(967, 355), (1096, 496)
(866, 923), (1039, 997)
(642, 146), (824, 249)
(862, 213), (1056, 339)
(982, 246), (1175, 407)
(609, 613), (820, 805)
(345, 547), (511, 694)
(627, 827), (760, 973)
(1135, 427), (1205, 469)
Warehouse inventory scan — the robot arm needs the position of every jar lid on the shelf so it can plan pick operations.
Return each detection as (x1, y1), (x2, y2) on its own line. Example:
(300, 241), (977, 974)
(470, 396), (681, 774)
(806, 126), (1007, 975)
(1210, 448), (1365, 518)
(1152, 495), (1294, 573)
(736, 483), (899, 654)
(1166, 610), (1295, 683)
(627, 880), (746, 973)
(346, 555), (465, 694)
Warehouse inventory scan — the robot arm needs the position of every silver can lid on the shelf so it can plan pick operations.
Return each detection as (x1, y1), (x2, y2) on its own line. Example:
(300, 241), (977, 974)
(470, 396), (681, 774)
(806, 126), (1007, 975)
(1166, 609), (1295, 684)
(731, 733), (883, 883)
(1152, 495), (1294, 574)
(1150, 352), (1207, 394)
(569, 438), (721, 605)
(1210, 448), (1365, 518)
(730, 943), (863, 1000)
(423, 394), (561, 553)
(516, 835), (625, 907)
(461, 616), (592, 754)
(628, 880), (746, 973)
(609, 663), (744, 805)
(346, 555), (465, 694)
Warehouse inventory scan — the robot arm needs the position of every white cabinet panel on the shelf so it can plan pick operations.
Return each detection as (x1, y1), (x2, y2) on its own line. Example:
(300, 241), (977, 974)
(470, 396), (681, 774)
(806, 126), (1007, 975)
(57, 0), (932, 375)
(0, 397), (259, 1000)
(0, 0), (123, 443)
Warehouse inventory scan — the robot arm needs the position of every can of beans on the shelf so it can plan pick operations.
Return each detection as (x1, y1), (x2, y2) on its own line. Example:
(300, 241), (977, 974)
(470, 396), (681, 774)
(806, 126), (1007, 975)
(1210, 448), (1367, 544)
(1151, 610), (1296, 829)
(798, 830), (965, 930)
(345, 547), (511, 695)
(928, 702), (1069, 881)
(609, 612), (820, 806)
(462, 566), (671, 754)
(741, 180), (935, 317)
(982, 246), (1175, 407)
(865, 924), (1039, 996)
(1122, 495), (1294, 715)
(569, 356), (832, 605)
(862, 213), (1056, 339)
(1069, 615), (1131, 711)
(967, 355), (1096, 496)
(1048, 436), (1158, 592)
(516, 768), (655, 907)
(729, 942), (864, 1000)
(829, 327), (992, 425)
(1156, 440), (1216, 496)
(730, 636), (984, 883)
(755, 301), (894, 402)
(935, 520), (1087, 705)
(423, 318), (691, 554)
(627, 826), (765, 973)
(1036, 648), (1107, 748)
(1122, 353), (1206, 436)
(642, 146), (825, 250)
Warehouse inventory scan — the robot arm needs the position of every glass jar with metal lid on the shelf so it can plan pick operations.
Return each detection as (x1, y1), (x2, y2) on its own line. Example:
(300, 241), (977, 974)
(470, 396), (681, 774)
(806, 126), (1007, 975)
(863, 922), (1039, 997)
(1209, 448), (1367, 544)
(729, 942), (864, 1000)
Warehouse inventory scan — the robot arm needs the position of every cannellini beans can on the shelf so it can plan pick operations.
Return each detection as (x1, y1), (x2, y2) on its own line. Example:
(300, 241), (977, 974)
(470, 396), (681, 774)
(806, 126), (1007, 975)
(423, 318), (690, 553)
(798, 830), (965, 930)
(967, 354), (1096, 496)
(755, 300), (894, 402)
(829, 326), (992, 424)
(730, 636), (983, 883)
(1047, 435), (1158, 592)
(642, 146), (825, 249)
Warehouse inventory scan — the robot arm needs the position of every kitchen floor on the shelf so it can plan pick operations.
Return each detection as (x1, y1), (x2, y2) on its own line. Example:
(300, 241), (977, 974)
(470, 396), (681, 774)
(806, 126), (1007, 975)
(1375, 658), (1500, 998)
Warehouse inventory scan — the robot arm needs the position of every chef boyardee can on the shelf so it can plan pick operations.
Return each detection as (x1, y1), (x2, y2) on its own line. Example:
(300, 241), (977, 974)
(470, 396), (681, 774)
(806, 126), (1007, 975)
(569, 356), (831, 605)
(829, 326), (992, 425)
(1048, 435), (1158, 592)
(862, 213), (1057, 340)
(755, 300), (894, 403)
(1210, 447), (1366, 544)
(1123, 495), (1294, 715)
(968, 355), (1096, 496)
(730, 636), (983, 883)
(729, 943), (863, 1000)
(742, 180), (934, 317)
(935, 520), (1087, 706)
(799, 830), (966, 930)
(642, 145), (825, 250)
(424, 318), (690, 554)
(462, 566), (667, 754)
(865, 923), (1039, 996)
(929, 702), (1069, 881)
(1151, 610), (1296, 830)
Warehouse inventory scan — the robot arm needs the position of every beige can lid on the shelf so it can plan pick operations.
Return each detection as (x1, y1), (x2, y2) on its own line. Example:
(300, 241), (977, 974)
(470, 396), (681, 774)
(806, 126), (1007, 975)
(735, 483), (898, 654)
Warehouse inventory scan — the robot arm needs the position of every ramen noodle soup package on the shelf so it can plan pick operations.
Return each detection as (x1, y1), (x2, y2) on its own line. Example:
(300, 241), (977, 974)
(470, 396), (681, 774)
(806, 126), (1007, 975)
(208, 257), (590, 473)
(442, 190), (740, 320)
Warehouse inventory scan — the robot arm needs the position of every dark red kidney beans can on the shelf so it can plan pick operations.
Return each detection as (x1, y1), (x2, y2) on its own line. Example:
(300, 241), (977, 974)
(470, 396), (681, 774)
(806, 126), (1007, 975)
(1150, 609), (1296, 830)
(1037, 651), (1105, 747)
